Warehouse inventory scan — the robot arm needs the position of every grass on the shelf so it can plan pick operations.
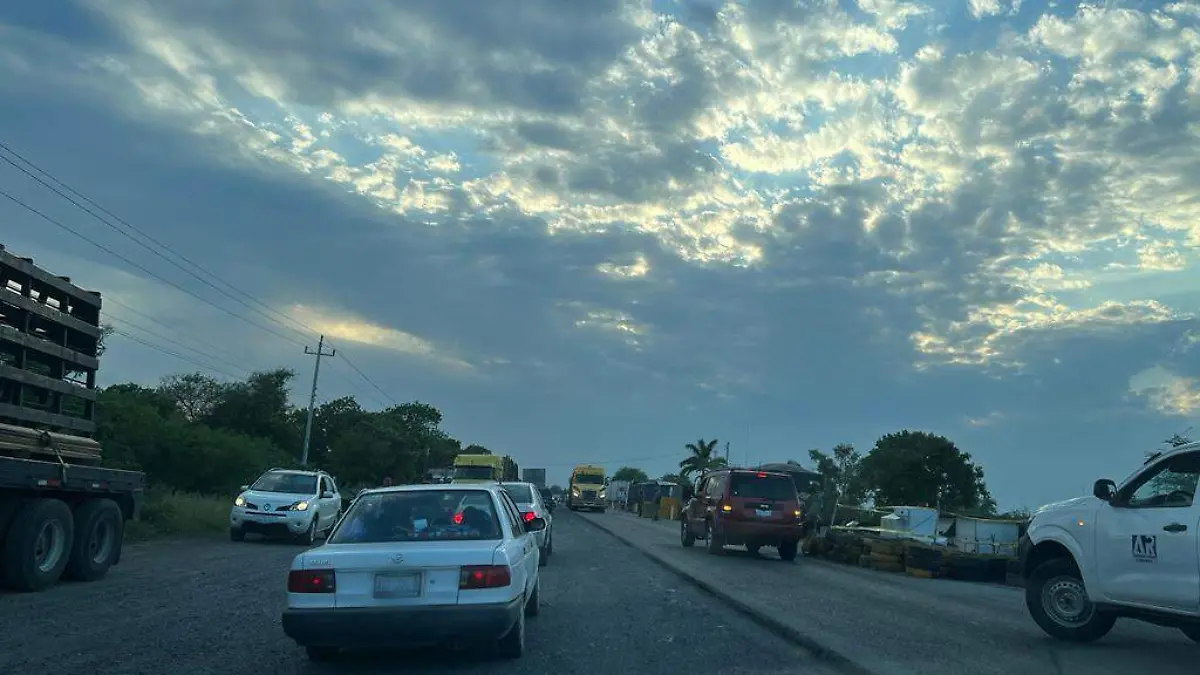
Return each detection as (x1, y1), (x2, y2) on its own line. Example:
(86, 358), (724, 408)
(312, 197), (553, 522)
(124, 490), (230, 542)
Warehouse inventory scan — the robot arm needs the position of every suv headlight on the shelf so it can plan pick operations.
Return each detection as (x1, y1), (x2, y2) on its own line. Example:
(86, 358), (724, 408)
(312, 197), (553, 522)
(288, 501), (310, 512)
(234, 495), (246, 507)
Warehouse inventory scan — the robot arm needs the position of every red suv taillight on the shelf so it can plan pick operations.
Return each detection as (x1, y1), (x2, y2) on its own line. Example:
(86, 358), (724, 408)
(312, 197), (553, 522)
(288, 569), (336, 593)
(459, 565), (512, 589)
(522, 511), (536, 523)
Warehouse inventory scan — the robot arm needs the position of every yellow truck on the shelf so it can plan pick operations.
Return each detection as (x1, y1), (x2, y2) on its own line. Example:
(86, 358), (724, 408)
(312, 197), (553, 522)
(568, 464), (607, 512)
(451, 454), (504, 483)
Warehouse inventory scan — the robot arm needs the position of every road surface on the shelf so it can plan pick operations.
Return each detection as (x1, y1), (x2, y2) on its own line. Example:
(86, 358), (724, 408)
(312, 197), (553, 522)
(579, 510), (1198, 675)
(0, 511), (835, 675)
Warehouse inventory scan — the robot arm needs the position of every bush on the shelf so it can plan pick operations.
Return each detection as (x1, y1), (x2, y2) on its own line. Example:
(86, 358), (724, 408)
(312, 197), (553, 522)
(125, 490), (230, 541)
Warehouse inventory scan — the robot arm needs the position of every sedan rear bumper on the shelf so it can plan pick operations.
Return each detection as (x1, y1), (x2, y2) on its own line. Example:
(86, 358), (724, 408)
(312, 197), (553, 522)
(282, 598), (522, 648)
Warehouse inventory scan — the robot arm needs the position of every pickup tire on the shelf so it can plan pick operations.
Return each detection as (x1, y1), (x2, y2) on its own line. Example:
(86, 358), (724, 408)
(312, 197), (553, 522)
(1180, 625), (1200, 643)
(62, 498), (123, 582)
(1, 498), (75, 592)
(1026, 558), (1115, 642)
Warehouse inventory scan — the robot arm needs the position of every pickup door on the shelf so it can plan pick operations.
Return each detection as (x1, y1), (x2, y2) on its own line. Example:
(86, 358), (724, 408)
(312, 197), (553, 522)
(1094, 451), (1200, 611)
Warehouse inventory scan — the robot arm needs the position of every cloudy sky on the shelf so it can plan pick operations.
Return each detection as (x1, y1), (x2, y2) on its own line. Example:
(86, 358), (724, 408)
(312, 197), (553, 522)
(3, 0), (1199, 507)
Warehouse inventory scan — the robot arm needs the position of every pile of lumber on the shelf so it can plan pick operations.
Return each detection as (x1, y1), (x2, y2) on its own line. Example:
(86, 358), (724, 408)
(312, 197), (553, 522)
(0, 421), (102, 462)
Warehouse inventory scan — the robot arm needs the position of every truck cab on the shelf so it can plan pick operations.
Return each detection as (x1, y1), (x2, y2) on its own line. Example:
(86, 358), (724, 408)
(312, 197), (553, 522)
(567, 464), (606, 512)
(451, 454), (503, 484)
(1021, 442), (1200, 643)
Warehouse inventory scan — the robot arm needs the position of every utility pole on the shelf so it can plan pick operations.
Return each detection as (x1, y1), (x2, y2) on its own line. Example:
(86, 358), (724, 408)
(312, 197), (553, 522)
(724, 441), (730, 463)
(300, 335), (335, 466)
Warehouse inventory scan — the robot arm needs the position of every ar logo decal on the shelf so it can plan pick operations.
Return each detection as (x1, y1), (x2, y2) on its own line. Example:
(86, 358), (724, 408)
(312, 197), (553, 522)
(1132, 535), (1157, 561)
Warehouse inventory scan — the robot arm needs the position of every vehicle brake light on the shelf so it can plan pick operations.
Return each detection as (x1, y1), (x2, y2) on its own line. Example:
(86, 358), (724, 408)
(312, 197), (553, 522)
(720, 503), (732, 512)
(756, 472), (767, 478)
(460, 565), (512, 589)
(452, 512), (464, 525)
(288, 569), (335, 593)
(522, 511), (536, 523)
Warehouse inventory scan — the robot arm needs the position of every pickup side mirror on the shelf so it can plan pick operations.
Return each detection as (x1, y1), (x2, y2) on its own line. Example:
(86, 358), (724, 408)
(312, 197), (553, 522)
(1093, 479), (1117, 502)
(321, 491), (335, 499)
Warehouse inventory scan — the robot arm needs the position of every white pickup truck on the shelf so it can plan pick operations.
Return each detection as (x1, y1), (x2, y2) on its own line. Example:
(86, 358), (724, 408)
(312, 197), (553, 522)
(1020, 442), (1200, 642)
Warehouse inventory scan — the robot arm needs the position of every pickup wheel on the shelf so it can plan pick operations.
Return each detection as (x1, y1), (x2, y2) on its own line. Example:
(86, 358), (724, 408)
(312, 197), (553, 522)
(1026, 558), (1115, 642)
(62, 499), (123, 582)
(1179, 625), (1200, 643)
(1, 498), (75, 592)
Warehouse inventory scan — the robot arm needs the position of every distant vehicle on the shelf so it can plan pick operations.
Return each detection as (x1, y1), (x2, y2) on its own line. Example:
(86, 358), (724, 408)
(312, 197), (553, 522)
(280, 483), (546, 660)
(1020, 443), (1200, 644)
(681, 468), (808, 561)
(452, 454), (504, 483)
(537, 487), (556, 513)
(501, 481), (554, 565)
(567, 464), (606, 512)
(230, 469), (342, 544)
(0, 246), (145, 593)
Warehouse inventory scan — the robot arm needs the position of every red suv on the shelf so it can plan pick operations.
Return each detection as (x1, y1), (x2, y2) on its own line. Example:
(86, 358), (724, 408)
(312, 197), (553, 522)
(680, 469), (807, 561)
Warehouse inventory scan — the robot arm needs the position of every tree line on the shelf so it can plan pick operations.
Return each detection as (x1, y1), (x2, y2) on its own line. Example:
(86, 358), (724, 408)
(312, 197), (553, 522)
(610, 430), (1022, 521)
(96, 368), (491, 496)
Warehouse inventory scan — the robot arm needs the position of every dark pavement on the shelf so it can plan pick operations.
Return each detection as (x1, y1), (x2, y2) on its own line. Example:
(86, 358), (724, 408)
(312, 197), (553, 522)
(0, 510), (837, 675)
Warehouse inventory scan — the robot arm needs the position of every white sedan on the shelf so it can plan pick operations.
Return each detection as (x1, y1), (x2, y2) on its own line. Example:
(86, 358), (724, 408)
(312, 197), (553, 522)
(280, 483), (546, 661)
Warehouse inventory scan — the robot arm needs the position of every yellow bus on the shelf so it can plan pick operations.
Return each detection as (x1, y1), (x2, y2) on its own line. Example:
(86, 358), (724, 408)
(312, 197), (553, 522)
(451, 454), (504, 483)
(568, 464), (607, 512)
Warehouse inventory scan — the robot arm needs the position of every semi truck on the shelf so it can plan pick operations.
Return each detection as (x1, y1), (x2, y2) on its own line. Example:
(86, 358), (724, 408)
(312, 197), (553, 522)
(0, 245), (145, 592)
(568, 464), (607, 512)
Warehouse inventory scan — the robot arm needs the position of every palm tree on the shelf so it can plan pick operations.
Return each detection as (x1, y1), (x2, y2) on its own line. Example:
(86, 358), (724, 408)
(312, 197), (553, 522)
(680, 438), (727, 481)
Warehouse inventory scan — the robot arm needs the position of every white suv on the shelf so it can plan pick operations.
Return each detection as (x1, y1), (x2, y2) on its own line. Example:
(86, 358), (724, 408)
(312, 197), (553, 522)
(230, 469), (342, 544)
(1021, 443), (1200, 642)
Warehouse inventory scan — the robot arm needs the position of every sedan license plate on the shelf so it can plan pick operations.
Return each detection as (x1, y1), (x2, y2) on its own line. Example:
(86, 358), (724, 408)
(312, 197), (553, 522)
(374, 572), (421, 599)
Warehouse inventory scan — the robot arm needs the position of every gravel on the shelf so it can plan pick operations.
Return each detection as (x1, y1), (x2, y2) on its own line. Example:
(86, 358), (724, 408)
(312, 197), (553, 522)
(0, 511), (837, 675)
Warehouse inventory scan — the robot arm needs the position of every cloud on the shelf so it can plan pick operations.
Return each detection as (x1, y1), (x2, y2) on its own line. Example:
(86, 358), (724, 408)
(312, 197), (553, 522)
(3, 0), (1200, 506)
(1130, 365), (1200, 417)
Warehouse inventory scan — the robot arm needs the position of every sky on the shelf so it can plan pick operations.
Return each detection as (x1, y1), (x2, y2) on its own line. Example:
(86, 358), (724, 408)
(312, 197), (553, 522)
(2, 0), (1199, 509)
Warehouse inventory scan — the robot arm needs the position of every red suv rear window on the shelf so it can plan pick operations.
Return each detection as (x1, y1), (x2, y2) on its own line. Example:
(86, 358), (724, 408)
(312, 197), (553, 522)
(729, 473), (797, 501)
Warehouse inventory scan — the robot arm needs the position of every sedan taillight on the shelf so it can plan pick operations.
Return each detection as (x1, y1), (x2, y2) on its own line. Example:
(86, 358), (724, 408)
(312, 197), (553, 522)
(459, 565), (512, 589)
(288, 569), (336, 593)
(522, 511), (536, 523)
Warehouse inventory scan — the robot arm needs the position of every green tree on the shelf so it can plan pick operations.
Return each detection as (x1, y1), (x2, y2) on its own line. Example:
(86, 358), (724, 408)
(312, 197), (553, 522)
(612, 466), (649, 483)
(680, 438), (726, 480)
(205, 368), (300, 454)
(660, 472), (684, 484)
(158, 373), (228, 422)
(808, 443), (865, 523)
(463, 444), (491, 455)
(859, 430), (996, 515)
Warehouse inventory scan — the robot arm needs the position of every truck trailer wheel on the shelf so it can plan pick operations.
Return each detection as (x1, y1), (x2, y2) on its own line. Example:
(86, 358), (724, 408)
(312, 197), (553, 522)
(1, 498), (75, 592)
(63, 499), (123, 582)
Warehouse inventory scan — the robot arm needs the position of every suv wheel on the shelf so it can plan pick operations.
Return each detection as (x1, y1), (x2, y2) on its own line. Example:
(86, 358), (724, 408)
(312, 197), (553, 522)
(778, 539), (799, 561)
(705, 521), (724, 555)
(681, 519), (695, 547)
(1025, 558), (1115, 642)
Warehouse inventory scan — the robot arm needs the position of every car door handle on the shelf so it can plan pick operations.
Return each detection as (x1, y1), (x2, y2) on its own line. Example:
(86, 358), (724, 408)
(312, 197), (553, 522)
(1163, 523), (1188, 533)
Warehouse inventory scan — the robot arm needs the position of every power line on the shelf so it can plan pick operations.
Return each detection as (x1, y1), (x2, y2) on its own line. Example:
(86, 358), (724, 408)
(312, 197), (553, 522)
(0, 187), (308, 347)
(106, 314), (252, 376)
(0, 141), (320, 341)
(336, 349), (398, 406)
(109, 329), (243, 379)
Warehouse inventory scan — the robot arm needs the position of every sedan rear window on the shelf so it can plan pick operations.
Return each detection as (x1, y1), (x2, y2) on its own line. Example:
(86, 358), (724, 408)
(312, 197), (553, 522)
(329, 490), (502, 544)
(729, 473), (798, 501)
(502, 484), (534, 504)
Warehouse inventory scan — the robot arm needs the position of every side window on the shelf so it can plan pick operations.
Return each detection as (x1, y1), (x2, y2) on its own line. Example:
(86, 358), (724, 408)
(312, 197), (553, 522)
(1124, 454), (1200, 508)
(317, 477), (328, 495)
(496, 492), (523, 537)
(326, 476), (338, 495)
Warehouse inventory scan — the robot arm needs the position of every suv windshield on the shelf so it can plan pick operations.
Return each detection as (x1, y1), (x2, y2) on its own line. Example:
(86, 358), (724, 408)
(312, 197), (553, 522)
(330, 490), (502, 543)
(502, 484), (535, 503)
(454, 465), (497, 480)
(575, 474), (604, 485)
(730, 473), (797, 501)
(251, 472), (317, 494)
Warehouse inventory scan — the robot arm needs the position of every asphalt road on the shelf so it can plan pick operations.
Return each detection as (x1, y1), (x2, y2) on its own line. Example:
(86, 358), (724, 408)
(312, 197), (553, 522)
(0, 510), (837, 675)
(580, 511), (1199, 675)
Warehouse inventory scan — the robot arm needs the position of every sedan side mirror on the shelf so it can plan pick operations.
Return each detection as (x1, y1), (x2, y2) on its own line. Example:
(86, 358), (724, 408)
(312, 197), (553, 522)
(240, 484), (249, 491)
(525, 517), (548, 532)
(1093, 479), (1117, 502)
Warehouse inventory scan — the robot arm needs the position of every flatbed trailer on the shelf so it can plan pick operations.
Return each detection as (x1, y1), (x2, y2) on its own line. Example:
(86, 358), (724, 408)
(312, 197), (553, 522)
(0, 244), (146, 592)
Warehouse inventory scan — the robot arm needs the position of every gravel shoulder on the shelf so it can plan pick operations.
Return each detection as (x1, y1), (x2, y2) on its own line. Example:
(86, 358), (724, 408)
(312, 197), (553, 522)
(0, 512), (837, 675)
(578, 510), (1197, 675)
